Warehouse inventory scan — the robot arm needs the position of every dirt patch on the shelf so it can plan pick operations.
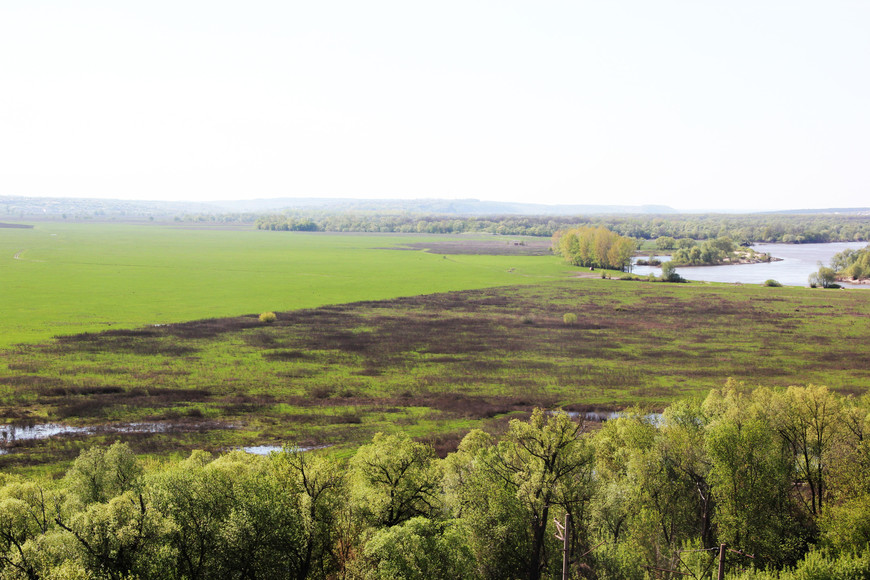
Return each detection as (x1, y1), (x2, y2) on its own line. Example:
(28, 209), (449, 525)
(394, 237), (553, 255)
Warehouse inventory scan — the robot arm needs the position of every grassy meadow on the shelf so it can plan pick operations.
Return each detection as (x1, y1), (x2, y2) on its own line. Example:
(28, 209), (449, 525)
(1, 246), (869, 471)
(1, 222), (568, 348)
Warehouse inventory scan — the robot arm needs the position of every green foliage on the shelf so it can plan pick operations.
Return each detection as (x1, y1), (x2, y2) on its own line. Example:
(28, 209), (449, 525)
(809, 265), (838, 288)
(551, 226), (636, 271)
(656, 236), (677, 250)
(64, 441), (143, 506)
(3, 395), (870, 578)
(444, 411), (596, 580)
(821, 495), (870, 554)
(729, 549), (870, 580)
(672, 236), (738, 265)
(350, 432), (440, 528)
(256, 211), (870, 245)
(765, 279), (783, 287)
(831, 243), (870, 280)
(259, 311), (277, 324)
(442, 430), (533, 579)
(660, 261), (685, 282)
(360, 518), (479, 580)
(562, 312), (577, 325)
(59, 490), (175, 579)
(270, 448), (347, 579)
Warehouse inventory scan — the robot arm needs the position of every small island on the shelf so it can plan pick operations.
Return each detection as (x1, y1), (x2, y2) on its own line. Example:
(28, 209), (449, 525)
(656, 236), (780, 267)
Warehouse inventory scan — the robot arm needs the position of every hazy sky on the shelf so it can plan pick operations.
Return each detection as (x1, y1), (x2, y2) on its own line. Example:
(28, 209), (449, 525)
(2, 1), (868, 211)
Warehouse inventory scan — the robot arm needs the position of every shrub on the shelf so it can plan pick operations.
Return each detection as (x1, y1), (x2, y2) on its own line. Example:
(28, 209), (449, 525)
(660, 261), (686, 283)
(809, 265), (837, 288)
(563, 313), (577, 325)
(520, 314), (535, 325)
(764, 279), (782, 287)
(258, 311), (277, 324)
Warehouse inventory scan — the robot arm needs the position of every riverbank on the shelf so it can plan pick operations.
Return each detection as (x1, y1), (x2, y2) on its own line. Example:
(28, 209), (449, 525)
(631, 242), (869, 287)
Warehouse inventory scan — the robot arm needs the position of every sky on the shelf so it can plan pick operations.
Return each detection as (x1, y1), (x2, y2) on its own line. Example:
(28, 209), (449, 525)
(1, 1), (868, 211)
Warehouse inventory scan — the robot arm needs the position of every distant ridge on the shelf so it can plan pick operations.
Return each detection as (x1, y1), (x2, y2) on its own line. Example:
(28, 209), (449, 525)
(3, 195), (867, 218)
(763, 207), (870, 216)
(1, 195), (677, 217)
(211, 197), (678, 216)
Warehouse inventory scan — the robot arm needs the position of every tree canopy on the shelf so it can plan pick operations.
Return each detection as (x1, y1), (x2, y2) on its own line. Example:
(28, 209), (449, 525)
(2, 387), (870, 579)
(551, 226), (636, 271)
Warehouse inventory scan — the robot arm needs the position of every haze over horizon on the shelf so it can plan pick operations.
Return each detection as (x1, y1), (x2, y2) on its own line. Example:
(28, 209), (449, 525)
(2, 2), (868, 212)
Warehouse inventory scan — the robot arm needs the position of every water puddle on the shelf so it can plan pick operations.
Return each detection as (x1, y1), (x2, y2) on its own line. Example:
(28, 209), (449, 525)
(0, 422), (327, 458)
(0, 422), (174, 454)
(241, 444), (329, 456)
(559, 411), (664, 426)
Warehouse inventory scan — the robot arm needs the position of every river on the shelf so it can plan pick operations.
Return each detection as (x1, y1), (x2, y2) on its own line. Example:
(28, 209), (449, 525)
(631, 242), (869, 287)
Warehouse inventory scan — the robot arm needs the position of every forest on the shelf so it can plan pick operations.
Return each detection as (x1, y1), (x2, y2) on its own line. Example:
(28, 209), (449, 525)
(1, 384), (868, 580)
(253, 212), (870, 243)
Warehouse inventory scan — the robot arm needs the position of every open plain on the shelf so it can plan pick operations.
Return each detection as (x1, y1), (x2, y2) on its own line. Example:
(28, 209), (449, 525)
(1, 225), (868, 472)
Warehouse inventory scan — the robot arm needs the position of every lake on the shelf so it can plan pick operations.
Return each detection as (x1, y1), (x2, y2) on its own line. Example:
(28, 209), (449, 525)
(631, 242), (869, 287)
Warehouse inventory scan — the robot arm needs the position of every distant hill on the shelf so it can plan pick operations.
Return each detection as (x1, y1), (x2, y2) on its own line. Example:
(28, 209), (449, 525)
(0, 195), (677, 218)
(0, 196), (215, 219)
(3, 195), (867, 219)
(209, 197), (678, 216)
(763, 208), (870, 216)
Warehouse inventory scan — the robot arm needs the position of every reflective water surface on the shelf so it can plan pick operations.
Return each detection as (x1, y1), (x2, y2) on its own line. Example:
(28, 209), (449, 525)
(0, 422), (173, 454)
(631, 242), (868, 287)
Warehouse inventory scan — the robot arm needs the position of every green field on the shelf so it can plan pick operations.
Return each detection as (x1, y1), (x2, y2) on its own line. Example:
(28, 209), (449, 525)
(2, 254), (869, 470)
(1, 223), (571, 348)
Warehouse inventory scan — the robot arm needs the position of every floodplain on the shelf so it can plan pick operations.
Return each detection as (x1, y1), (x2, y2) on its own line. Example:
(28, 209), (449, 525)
(1, 223), (868, 472)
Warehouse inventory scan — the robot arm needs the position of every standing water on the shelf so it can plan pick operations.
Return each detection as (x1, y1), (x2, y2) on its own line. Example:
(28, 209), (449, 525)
(631, 242), (868, 287)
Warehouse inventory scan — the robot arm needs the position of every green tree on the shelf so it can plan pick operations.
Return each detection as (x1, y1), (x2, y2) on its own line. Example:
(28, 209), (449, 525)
(148, 451), (233, 580)
(703, 386), (804, 565)
(442, 430), (532, 580)
(360, 517), (479, 580)
(446, 411), (595, 580)
(809, 264), (837, 288)
(64, 441), (143, 506)
(0, 481), (56, 580)
(656, 236), (677, 250)
(270, 447), (347, 580)
(770, 385), (842, 518)
(660, 261), (684, 282)
(56, 491), (174, 580)
(350, 433), (440, 528)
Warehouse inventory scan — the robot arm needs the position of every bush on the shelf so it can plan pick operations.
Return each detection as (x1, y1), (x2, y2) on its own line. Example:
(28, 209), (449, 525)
(520, 314), (535, 325)
(258, 311), (277, 324)
(764, 279), (783, 287)
(563, 313), (577, 325)
(660, 261), (686, 283)
(809, 265), (837, 288)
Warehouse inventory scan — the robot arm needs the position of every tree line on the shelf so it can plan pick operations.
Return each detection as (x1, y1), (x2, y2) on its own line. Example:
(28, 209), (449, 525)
(1, 384), (868, 579)
(831, 243), (870, 281)
(255, 212), (870, 243)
